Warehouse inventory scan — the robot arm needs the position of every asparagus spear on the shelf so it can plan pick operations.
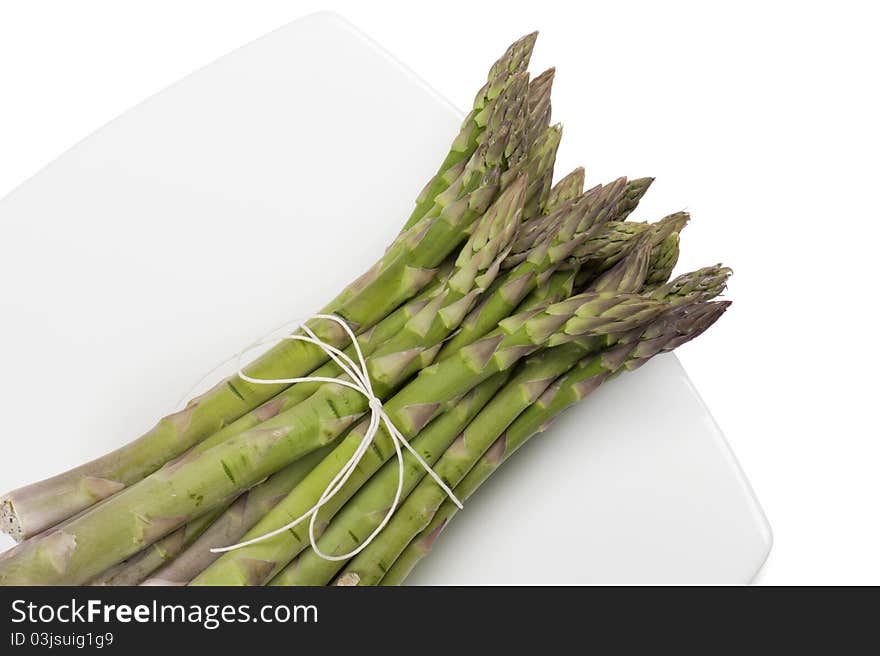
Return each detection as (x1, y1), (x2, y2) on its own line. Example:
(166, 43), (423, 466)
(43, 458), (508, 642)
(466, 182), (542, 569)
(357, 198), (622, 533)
(517, 269), (578, 311)
(520, 125), (562, 220)
(340, 299), (730, 585)
(267, 245), (653, 586)
(615, 177), (654, 221)
(645, 231), (681, 288)
(573, 209), (686, 264)
(0, 70), (531, 543)
(518, 209), (686, 310)
(402, 33), (537, 231)
(648, 264), (732, 303)
(503, 167), (586, 311)
(190, 288), (668, 586)
(511, 171), (585, 309)
(521, 70), (556, 219)
(526, 68), (554, 147)
(570, 211), (688, 289)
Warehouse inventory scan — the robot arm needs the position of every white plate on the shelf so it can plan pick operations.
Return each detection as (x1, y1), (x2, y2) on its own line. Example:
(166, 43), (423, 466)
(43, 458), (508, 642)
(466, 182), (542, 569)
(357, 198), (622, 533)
(0, 12), (771, 583)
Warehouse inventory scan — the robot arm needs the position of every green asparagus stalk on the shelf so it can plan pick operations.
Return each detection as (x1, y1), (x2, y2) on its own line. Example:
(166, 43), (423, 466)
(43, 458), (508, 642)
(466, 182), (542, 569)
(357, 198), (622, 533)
(402, 33), (537, 231)
(380, 300), (730, 585)
(0, 175), (532, 585)
(521, 69), (556, 219)
(267, 244), (653, 586)
(647, 264), (732, 303)
(340, 299), (730, 585)
(138, 445), (334, 586)
(526, 68), (554, 146)
(586, 236), (652, 294)
(190, 289), (669, 586)
(518, 210), (685, 311)
(510, 170), (585, 310)
(615, 177), (654, 221)
(511, 169), (585, 311)
(521, 125), (562, 220)
(0, 69), (531, 543)
(571, 212), (687, 290)
(517, 269), (578, 310)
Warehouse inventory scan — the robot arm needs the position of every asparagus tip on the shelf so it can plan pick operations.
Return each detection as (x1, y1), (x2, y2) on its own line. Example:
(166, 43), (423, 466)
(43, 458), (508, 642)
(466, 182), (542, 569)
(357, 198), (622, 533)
(659, 210), (690, 233)
(674, 299), (732, 339)
(520, 31), (539, 51)
(685, 299), (732, 340)
(531, 67), (556, 89)
(495, 32), (539, 77)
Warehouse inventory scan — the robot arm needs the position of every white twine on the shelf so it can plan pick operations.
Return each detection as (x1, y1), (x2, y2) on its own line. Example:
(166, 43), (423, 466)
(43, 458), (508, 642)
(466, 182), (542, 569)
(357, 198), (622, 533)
(187, 313), (462, 562)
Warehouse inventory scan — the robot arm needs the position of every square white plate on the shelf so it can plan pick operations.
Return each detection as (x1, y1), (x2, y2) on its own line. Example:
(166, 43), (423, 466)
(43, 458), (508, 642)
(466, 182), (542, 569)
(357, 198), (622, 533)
(0, 12), (771, 583)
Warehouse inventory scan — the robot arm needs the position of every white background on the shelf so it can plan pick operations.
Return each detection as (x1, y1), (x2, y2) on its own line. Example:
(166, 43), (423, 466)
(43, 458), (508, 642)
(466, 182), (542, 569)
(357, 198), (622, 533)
(0, 1), (877, 584)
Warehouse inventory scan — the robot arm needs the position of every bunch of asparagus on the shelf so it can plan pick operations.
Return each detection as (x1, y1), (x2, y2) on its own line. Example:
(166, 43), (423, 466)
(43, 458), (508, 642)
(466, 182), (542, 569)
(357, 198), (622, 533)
(0, 32), (731, 586)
